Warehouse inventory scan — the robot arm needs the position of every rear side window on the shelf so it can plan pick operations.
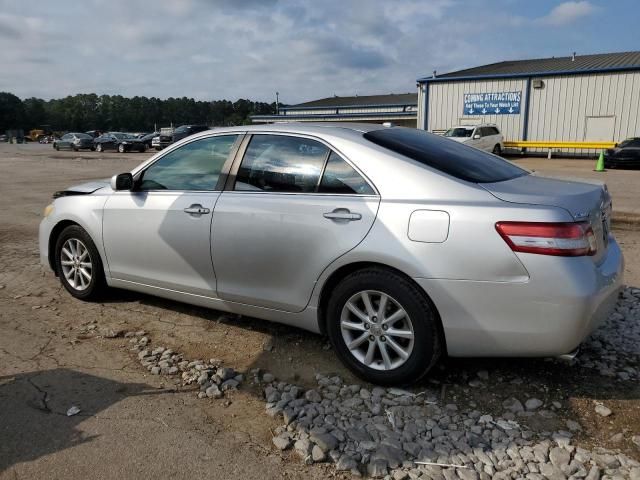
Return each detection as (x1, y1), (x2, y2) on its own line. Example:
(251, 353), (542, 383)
(363, 128), (527, 183)
(319, 152), (374, 195)
(235, 135), (328, 193)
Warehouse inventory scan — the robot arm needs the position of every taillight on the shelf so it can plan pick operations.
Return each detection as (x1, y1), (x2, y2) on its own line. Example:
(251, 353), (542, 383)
(495, 221), (597, 257)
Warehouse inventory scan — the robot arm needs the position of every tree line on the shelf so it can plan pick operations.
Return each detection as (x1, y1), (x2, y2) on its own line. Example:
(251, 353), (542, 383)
(0, 92), (278, 134)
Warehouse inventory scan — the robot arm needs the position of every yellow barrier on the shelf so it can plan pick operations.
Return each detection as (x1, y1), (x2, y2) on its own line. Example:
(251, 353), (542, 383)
(504, 141), (616, 149)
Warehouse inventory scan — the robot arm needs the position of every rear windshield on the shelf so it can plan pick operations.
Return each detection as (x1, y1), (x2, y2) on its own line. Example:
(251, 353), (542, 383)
(363, 127), (528, 183)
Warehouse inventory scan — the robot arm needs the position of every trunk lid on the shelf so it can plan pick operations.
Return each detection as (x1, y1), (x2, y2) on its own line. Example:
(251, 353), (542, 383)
(481, 173), (612, 262)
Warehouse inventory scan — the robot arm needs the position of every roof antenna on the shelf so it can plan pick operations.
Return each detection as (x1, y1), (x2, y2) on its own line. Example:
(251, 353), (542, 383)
(572, 52), (576, 61)
(432, 70), (437, 78)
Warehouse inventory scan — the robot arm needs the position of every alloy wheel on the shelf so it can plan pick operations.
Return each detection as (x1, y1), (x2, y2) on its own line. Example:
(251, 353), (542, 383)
(340, 290), (415, 371)
(60, 238), (92, 291)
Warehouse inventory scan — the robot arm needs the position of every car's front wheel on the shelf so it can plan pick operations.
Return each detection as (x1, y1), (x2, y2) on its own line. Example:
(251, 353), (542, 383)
(326, 268), (441, 385)
(492, 144), (502, 155)
(118, 143), (125, 153)
(96, 143), (103, 152)
(55, 225), (106, 300)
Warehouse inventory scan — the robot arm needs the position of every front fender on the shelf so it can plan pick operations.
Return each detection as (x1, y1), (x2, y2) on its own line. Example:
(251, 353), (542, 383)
(39, 194), (111, 277)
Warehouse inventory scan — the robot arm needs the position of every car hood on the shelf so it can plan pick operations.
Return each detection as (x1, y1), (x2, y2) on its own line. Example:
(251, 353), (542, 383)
(446, 137), (470, 143)
(53, 179), (110, 198)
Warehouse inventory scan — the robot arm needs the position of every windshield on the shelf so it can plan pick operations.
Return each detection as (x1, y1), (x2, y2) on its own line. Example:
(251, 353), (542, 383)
(363, 127), (528, 184)
(111, 133), (126, 139)
(74, 133), (92, 139)
(444, 128), (473, 138)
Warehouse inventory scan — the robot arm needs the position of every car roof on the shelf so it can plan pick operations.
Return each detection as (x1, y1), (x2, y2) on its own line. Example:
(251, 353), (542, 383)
(449, 123), (498, 128)
(206, 122), (386, 135)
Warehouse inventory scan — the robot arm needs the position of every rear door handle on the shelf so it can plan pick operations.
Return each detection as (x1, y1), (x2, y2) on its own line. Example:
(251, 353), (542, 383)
(323, 209), (362, 221)
(184, 204), (210, 215)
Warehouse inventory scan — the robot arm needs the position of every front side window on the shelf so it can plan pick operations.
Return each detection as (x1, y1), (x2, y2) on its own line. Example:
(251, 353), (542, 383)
(319, 152), (374, 195)
(139, 135), (238, 191)
(235, 135), (328, 193)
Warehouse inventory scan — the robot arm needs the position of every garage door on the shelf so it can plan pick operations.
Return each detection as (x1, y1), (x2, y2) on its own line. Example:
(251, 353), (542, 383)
(584, 116), (615, 141)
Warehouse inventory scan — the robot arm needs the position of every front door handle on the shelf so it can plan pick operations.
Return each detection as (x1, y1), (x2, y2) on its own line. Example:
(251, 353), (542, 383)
(323, 209), (362, 221)
(184, 204), (210, 215)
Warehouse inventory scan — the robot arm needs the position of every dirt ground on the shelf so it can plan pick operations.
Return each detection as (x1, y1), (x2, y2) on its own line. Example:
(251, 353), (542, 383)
(1, 144), (638, 479)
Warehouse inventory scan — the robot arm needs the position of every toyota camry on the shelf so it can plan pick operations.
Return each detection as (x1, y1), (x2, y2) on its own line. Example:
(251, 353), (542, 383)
(39, 123), (623, 385)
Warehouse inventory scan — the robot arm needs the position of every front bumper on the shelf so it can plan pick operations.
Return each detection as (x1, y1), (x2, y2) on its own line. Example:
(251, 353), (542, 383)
(416, 237), (624, 357)
(39, 215), (54, 271)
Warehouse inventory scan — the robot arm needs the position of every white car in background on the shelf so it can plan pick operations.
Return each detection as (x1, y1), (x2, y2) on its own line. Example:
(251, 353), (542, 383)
(444, 124), (504, 155)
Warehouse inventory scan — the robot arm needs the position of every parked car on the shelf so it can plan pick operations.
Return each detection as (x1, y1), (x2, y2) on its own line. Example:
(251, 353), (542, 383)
(443, 124), (504, 154)
(138, 132), (159, 149)
(53, 133), (95, 151)
(604, 137), (640, 169)
(85, 130), (102, 138)
(153, 127), (174, 151)
(94, 132), (147, 153)
(172, 124), (209, 143)
(39, 123), (622, 385)
(0, 134), (8, 142)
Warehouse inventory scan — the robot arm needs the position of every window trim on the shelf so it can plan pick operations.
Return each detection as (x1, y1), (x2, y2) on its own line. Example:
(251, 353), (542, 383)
(225, 132), (379, 197)
(131, 133), (245, 193)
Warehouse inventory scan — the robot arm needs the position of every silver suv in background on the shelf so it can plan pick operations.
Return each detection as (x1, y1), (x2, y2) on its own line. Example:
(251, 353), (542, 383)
(444, 124), (504, 155)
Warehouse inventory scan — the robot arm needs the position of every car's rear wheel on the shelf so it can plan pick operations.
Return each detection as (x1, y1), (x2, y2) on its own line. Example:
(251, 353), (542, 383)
(54, 144), (59, 151)
(55, 225), (106, 300)
(96, 143), (103, 152)
(326, 268), (441, 385)
(492, 144), (502, 155)
(118, 143), (125, 153)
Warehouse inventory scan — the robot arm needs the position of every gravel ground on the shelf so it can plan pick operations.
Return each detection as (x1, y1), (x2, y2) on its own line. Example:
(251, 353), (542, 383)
(127, 287), (640, 479)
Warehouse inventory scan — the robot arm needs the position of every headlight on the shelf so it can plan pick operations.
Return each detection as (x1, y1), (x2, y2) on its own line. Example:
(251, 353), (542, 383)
(43, 204), (54, 217)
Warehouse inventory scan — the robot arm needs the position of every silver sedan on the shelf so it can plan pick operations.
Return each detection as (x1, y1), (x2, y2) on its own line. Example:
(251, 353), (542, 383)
(39, 123), (624, 385)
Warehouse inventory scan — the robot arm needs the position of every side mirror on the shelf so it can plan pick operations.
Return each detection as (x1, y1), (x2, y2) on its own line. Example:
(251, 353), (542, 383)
(473, 134), (481, 140)
(111, 173), (133, 191)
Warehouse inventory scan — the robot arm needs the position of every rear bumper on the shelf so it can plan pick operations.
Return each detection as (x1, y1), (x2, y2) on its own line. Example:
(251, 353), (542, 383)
(415, 237), (624, 357)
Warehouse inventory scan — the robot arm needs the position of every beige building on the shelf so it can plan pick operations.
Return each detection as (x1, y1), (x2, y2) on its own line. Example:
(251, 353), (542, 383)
(251, 93), (417, 127)
(417, 51), (640, 154)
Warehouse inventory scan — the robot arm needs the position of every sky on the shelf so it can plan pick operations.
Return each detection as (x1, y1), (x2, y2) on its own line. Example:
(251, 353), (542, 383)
(0, 0), (637, 104)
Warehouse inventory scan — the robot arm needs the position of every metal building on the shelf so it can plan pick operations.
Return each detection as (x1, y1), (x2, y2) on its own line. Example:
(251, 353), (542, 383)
(251, 93), (418, 127)
(417, 51), (640, 154)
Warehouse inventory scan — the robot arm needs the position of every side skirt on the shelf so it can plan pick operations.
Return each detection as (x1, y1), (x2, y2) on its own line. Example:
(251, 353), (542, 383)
(107, 278), (321, 334)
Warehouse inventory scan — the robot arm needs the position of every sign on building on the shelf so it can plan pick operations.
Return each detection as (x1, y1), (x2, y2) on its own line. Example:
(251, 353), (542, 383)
(463, 91), (521, 115)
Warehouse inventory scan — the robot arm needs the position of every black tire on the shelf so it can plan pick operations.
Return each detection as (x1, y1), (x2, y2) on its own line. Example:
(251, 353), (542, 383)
(118, 143), (125, 153)
(326, 268), (441, 386)
(73, 146), (79, 152)
(54, 144), (59, 151)
(492, 144), (502, 155)
(54, 225), (107, 301)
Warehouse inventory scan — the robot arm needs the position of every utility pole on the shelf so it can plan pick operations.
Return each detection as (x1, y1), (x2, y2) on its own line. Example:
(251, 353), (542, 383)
(276, 92), (279, 115)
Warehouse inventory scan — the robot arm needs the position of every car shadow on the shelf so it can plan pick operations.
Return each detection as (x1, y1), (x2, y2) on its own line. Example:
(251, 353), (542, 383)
(0, 368), (160, 474)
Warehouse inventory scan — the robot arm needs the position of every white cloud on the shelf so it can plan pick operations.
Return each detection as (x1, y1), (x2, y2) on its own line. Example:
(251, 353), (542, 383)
(0, 0), (623, 103)
(538, 1), (596, 26)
